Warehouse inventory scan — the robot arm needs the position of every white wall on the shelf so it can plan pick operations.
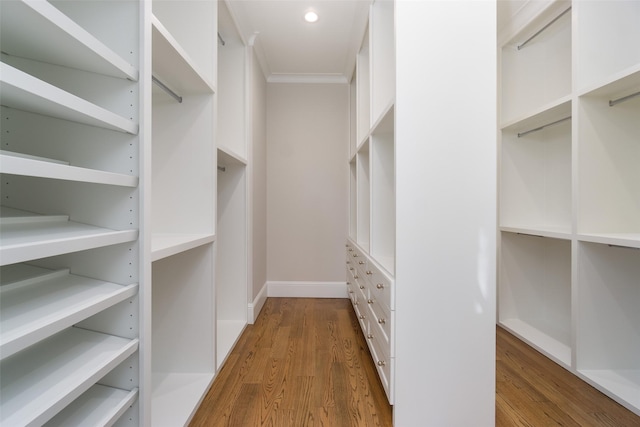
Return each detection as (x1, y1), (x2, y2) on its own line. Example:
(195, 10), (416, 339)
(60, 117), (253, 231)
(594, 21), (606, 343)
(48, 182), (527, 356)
(266, 83), (348, 283)
(250, 49), (267, 302)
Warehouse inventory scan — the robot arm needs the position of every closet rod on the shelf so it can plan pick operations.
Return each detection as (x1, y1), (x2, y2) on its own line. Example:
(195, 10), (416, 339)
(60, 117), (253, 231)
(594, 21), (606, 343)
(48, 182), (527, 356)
(609, 90), (640, 107)
(152, 76), (182, 103)
(517, 116), (571, 137)
(517, 7), (571, 50)
(218, 32), (226, 46)
(217, 166), (226, 172)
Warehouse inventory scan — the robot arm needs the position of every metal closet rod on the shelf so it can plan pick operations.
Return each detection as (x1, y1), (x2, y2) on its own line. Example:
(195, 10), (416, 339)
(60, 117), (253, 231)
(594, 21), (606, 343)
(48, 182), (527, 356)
(218, 166), (226, 172)
(609, 90), (640, 107)
(517, 6), (571, 50)
(517, 116), (571, 137)
(218, 32), (226, 46)
(152, 75), (182, 103)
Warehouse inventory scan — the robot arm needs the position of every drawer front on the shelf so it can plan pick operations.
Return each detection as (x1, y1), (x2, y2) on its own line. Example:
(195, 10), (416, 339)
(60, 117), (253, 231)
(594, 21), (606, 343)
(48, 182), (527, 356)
(369, 267), (392, 311)
(366, 296), (391, 345)
(367, 331), (392, 403)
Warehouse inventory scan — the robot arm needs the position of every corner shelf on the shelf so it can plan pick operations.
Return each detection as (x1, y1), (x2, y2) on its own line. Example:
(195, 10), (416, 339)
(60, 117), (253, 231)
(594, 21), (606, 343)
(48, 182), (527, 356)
(0, 327), (138, 426)
(0, 62), (138, 134)
(0, 207), (138, 266)
(0, 263), (138, 360)
(0, 0), (137, 80)
(0, 150), (138, 187)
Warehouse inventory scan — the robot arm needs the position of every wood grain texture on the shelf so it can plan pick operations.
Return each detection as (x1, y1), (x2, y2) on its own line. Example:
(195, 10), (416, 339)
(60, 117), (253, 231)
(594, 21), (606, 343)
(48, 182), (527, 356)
(190, 298), (640, 426)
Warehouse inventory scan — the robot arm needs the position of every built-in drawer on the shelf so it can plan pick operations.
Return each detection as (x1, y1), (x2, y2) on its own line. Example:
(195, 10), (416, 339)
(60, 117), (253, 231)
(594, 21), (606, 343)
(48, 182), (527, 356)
(367, 329), (392, 403)
(366, 296), (391, 346)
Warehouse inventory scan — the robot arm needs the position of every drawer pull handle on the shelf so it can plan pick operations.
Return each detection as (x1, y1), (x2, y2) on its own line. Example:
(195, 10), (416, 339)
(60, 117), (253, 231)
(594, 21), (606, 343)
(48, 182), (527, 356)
(354, 301), (358, 305)
(367, 299), (374, 304)
(359, 285), (365, 289)
(366, 270), (372, 275)
(354, 275), (359, 279)
(346, 281), (351, 285)
(378, 318), (386, 324)
(348, 290), (354, 294)
(367, 334), (374, 339)
(346, 261), (350, 264)
(358, 261), (366, 265)
(352, 253), (358, 257)
(349, 267), (354, 271)
(359, 314), (365, 320)
(377, 360), (386, 367)
(348, 248), (353, 251)
(376, 283), (384, 289)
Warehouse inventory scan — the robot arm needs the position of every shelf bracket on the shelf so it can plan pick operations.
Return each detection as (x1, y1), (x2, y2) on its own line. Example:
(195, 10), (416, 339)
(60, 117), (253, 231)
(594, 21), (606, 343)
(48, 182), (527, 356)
(217, 166), (226, 172)
(517, 116), (571, 138)
(609, 90), (640, 107)
(152, 76), (182, 103)
(517, 7), (571, 50)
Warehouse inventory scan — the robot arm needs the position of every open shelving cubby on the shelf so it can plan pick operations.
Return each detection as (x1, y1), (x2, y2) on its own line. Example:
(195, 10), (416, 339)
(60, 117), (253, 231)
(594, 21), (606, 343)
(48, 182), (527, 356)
(370, 0), (394, 126)
(150, 1), (217, 425)
(498, 232), (571, 367)
(356, 141), (371, 252)
(576, 242), (640, 413)
(369, 105), (395, 274)
(0, 0), (141, 424)
(356, 26), (370, 147)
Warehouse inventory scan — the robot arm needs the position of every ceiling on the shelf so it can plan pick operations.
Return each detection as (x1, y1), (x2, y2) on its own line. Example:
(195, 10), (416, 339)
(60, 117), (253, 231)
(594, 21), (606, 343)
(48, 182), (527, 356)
(224, 0), (516, 83)
(224, 0), (371, 83)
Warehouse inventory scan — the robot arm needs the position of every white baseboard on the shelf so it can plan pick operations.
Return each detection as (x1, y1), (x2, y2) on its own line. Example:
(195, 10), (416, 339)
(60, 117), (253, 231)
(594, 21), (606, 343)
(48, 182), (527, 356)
(248, 282), (268, 324)
(267, 281), (348, 298)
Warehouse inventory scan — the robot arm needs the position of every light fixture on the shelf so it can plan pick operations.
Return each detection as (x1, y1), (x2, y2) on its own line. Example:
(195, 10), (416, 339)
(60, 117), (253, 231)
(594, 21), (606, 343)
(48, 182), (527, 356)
(304, 11), (318, 23)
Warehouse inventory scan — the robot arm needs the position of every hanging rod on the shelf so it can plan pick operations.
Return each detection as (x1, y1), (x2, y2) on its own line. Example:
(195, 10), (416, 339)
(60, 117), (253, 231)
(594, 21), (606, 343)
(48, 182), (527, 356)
(518, 7), (571, 50)
(609, 90), (640, 107)
(152, 76), (182, 103)
(218, 32), (226, 46)
(517, 116), (571, 137)
(217, 166), (226, 172)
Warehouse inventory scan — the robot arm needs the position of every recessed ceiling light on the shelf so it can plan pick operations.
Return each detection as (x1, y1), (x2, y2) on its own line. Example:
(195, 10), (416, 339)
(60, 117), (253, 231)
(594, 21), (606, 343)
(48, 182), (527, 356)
(304, 11), (318, 23)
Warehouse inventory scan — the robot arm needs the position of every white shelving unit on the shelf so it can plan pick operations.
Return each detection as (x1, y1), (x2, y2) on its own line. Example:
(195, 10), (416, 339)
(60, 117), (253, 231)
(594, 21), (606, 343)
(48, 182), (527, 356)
(150, 0), (217, 425)
(347, 0), (396, 404)
(1, 0), (141, 425)
(215, 0), (249, 369)
(499, 0), (640, 416)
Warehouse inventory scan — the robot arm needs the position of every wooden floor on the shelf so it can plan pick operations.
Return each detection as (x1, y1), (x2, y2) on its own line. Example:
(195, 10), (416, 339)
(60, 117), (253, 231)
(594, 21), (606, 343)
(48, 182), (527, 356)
(190, 298), (640, 427)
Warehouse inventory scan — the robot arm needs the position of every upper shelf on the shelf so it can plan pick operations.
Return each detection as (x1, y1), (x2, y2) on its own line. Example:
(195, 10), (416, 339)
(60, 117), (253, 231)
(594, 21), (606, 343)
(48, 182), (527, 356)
(0, 62), (138, 134)
(0, 150), (138, 187)
(151, 233), (216, 262)
(0, 0), (137, 81)
(218, 147), (247, 167)
(152, 15), (216, 97)
(0, 207), (138, 266)
(0, 263), (138, 360)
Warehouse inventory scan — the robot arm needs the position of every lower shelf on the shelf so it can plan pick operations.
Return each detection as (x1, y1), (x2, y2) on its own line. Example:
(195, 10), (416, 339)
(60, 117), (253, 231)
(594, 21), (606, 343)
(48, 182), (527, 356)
(0, 327), (138, 426)
(152, 373), (215, 427)
(578, 369), (640, 416)
(45, 385), (138, 427)
(499, 319), (571, 368)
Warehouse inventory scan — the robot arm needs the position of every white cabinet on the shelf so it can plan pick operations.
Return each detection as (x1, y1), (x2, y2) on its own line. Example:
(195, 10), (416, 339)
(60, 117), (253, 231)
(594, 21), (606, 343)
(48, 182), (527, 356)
(498, 0), (640, 416)
(1, 0), (141, 425)
(349, 1), (497, 424)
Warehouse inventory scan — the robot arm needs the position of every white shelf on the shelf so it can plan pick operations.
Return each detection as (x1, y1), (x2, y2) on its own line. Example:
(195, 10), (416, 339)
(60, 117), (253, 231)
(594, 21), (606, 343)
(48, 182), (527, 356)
(578, 370), (640, 416)
(0, 0), (137, 80)
(45, 385), (138, 427)
(151, 233), (216, 262)
(499, 319), (571, 368)
(0, 150), (138, 187)
(578, 63), (640, 99)
(218, 146), (247, 167)
(152, 373), (215, 427)
(0, 263), (138, 359)
(0, 327), (139, 426)
(0, 207), (138, 266)
(500, 95), (571, 131)
(500, 225), (571, 240)
(577, 233), (640, 250)
(152, 16), (215, 96)
(0, 62), (138, 135)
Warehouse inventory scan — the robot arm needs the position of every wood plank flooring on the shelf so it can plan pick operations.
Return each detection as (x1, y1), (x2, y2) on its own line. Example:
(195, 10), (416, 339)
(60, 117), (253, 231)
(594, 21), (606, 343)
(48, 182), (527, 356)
(189, 298), (640, 427)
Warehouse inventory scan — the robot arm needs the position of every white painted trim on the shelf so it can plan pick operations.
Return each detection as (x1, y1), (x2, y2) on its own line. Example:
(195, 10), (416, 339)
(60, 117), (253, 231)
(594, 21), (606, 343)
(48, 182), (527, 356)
(267, 74), (348, 84)
(248, 281), (267, 324)
(267, 281), (348, 298)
